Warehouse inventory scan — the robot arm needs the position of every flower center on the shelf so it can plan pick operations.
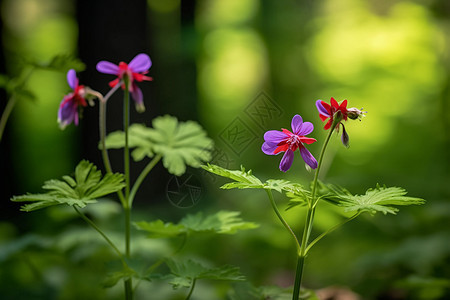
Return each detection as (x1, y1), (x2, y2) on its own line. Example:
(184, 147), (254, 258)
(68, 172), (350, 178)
(287, 134), (301, 150)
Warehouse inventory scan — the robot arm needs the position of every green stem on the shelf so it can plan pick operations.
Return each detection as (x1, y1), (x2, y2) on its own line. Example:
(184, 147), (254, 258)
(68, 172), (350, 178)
(122, 79), (132, 300)
(305, 212), (360, 253)
(292, 127), (336, 300)
(0, 95), (17, 142)
(73, 206), (127, 267)
(129, 154), (162, 206)
(185, 278), (197, 300)
(265, 189), (301, 254)
(97, 84), (127, 207)
(0, 67), (35, 142)
(292, 255), (305, 300)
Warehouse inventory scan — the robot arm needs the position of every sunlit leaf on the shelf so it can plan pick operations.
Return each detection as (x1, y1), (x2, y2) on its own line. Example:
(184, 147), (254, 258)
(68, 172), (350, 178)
(166, 259), (245, 289)
(320, 183), (425, 215)
(180, 211), (259, 234)
(135, 211), (258, 238)
(202, 164), (263, 189)
(134, 220), (186, 238)
(104, 115), (213, 176)
(11, 160), (125, 212)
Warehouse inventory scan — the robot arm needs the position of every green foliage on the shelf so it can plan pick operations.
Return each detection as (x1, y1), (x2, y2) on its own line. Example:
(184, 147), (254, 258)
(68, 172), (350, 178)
(11, 160), (125, 212)
(317, 183), (425, 215)
(31, 54), (86, 73)
(104, 115), (213, 176)
(202, 164), (309, 198)
(165, 258), (245, 289)
(228, 282), (318, 300)
(134, 210), (259, 238)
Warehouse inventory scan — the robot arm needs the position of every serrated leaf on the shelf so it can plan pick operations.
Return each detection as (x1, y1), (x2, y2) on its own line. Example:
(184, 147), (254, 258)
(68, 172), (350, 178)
(11, 160), (125, 211)
(166, 259), (245, 289)
(202, 164), (263, 187)
(104, 116), (213, 176)
(135, 211), (258, 239)
(103, 268), (137, 288)
(134, 220), (186, 238)
(320, 183), (425, 215)
(180, 211), (259, 234)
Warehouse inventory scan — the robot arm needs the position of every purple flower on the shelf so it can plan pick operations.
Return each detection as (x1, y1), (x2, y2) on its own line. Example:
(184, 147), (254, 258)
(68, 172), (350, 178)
(57, 69), (88, 129)
(262, 115), (318, 172)
(96, 53), (153, 112)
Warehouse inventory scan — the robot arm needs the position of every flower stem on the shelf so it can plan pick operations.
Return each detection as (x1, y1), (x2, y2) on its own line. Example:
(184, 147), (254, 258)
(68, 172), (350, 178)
(97, 84), (127, 207)
(265, 189), (301, 254)
(122, 78), (133, 300)
(185, 278), (197, 300)
(292, 127), (335, 300)
(129, 154), (162, 206)
(73, 206), (127, 267)
(305, 212), (360, 253)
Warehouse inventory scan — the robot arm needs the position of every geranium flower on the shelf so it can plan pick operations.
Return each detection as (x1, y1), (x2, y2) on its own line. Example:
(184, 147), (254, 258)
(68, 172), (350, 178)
(96, 53), (153, 112)
(262, 115), (318, 172)
(316, 97), (366, 147)
(57, 69), (88, 129)
(316, 97), (348, 130)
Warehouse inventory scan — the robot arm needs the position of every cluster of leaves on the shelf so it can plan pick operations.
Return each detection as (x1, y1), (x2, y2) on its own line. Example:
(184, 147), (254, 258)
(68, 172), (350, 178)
(104, 115), (213, 176)
(11, 160), (125, 211)
(103, 211), (258, 291)
(203, 164), (425, 215)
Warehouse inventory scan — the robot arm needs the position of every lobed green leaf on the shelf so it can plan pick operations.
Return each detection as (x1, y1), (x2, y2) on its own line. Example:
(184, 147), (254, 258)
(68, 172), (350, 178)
(11, 160), (125, 212)
(104, 116), (213, 176)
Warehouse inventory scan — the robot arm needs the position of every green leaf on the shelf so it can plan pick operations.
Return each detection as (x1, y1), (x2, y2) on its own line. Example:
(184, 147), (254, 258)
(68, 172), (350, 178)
(180, 211), (259, 234)
(166, 259), (245, 289)
(202, 164), (263, 188)
(320, 183), (425, 215)
(135, 211), (259, 238)
(31, 54), (86, 72)
(103, 268), (137, 288)
(11, 160), (125, 211)
(104, 116), (213, 176)
(134, 220), (186, 238)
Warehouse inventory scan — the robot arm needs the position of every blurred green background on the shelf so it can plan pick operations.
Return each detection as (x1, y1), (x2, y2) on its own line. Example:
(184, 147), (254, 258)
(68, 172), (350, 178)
(0, 0), (449, 299)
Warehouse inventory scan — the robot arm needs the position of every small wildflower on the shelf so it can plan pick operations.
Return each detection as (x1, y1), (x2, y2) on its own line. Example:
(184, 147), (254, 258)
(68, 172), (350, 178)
(316, 97), (366, 147)
(58, 69), (90, 129)
(262, 115), (318, 172)
(96, 53), (153, 113)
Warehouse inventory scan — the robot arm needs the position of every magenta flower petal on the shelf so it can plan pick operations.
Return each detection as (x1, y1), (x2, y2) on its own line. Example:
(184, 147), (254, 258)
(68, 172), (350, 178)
(67, 69), (78, 90)
(262, 142), (278, 155)
(58, 96), (78, 129)
(131, 85), (145, 112)
(316, 100), (330, 117)
(291, 114), (303, 134)
(298, 121), (314, 136)
(264, 130), (288, 144)
(129, 53), (152, 73)
(300, 147), (318, 169)
(96, 61), (120, 75)
(279, 149), (294, 172)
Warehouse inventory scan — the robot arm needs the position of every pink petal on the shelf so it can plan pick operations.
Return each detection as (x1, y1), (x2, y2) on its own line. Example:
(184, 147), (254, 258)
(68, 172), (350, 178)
(128, 53), (152, 73)
(291, 114), (303, 135)
(298, 121), (314, 136)
(264, 130), (288, 144)
(279, 149), (294, 172)
(316, 100), (330, 117)
(300, 147), (317, 169)
(131, 85), (145, 112)
(67, 69), (78, 90)
(261, 142), (278, 155)
(96, 61), (120, 75)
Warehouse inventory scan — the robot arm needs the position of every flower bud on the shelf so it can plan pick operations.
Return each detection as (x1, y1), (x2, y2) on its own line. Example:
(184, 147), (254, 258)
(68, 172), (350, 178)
(347, 107), (366, 120)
